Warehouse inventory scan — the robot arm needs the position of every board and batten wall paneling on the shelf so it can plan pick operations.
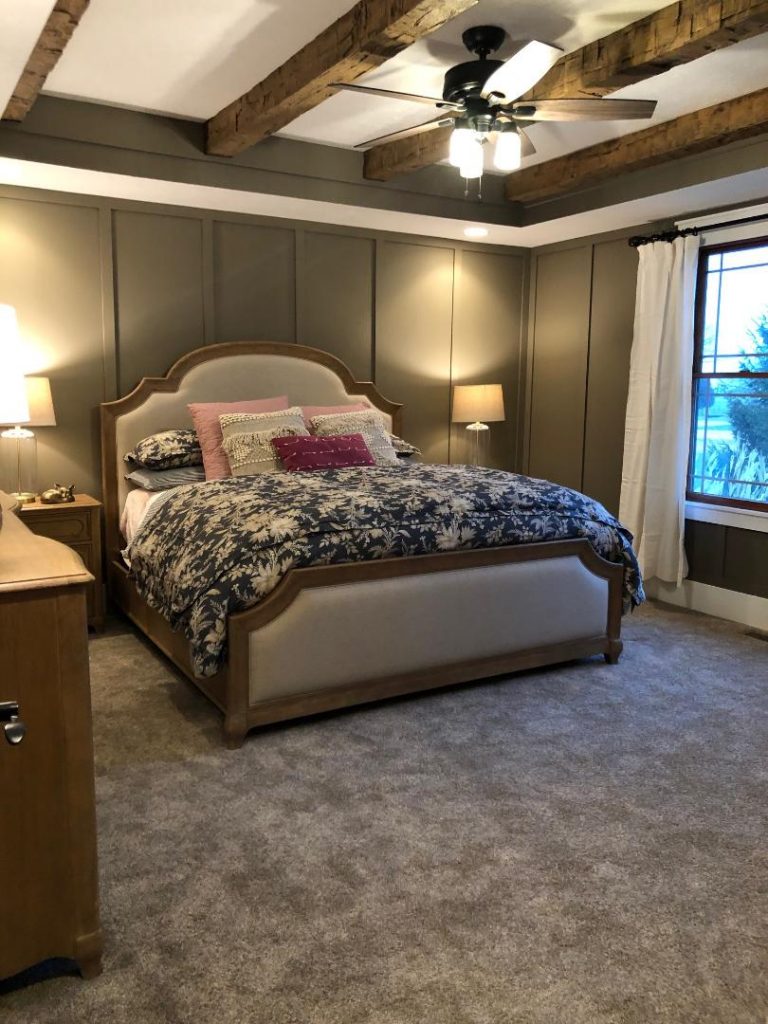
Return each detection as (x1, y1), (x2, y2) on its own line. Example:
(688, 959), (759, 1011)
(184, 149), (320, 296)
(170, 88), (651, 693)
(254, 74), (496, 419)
(527, 225), (768, 605)
(0, 198), (105, 497)
(528, 246), (592, 490)
(375, 242), (454, 463)
(581, 239), (639, 514)
(113, 210), (205, 394)
(213, 221), (296, 343)
(451, 250), (525, 470)
(0, 183), (529, 503)
(300, 231), (374, 380)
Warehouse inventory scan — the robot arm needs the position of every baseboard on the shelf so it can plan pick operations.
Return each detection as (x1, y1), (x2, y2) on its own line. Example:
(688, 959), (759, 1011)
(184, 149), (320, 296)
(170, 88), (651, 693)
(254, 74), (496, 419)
(646, 579), (768, 631)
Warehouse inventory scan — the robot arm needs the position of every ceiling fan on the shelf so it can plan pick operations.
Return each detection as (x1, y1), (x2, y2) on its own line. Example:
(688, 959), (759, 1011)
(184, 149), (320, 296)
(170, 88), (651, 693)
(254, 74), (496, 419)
(331, 25), (657, 179)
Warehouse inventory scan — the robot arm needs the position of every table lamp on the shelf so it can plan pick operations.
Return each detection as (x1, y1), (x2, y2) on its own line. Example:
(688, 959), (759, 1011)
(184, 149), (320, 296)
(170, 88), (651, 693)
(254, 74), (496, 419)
(451, 384), (505, 465)
(0, 307), (57, 503)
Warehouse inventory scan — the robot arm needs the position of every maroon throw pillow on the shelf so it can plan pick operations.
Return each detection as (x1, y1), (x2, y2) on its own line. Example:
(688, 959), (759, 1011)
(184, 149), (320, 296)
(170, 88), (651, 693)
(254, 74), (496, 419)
(272, 433), (375, 471)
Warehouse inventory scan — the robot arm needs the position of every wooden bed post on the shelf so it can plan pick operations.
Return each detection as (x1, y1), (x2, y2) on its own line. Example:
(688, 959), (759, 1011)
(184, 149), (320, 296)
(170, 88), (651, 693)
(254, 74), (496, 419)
(224, 617), (251, 749)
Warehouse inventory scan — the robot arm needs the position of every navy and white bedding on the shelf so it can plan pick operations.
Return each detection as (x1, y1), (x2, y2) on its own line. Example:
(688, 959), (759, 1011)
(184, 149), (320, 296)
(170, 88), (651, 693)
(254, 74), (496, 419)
(127, 463), (645, 677)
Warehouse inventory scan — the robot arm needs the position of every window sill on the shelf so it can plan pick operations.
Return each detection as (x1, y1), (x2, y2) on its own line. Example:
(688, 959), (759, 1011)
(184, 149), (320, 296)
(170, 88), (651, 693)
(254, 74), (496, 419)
(686, 500), (768, 535)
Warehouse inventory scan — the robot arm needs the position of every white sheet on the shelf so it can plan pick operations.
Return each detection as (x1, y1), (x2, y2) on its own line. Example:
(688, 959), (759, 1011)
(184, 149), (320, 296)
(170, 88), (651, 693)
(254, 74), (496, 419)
(120, 488), (167, 564)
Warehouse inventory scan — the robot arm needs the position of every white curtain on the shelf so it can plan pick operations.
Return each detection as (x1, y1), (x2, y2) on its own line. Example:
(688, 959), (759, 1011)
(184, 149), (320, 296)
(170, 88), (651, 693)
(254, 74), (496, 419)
(619, 234), (700, 587)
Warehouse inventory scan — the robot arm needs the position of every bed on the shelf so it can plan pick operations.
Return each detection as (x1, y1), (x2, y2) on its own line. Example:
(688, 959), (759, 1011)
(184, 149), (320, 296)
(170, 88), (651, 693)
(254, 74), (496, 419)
(102, 341), (639, 748)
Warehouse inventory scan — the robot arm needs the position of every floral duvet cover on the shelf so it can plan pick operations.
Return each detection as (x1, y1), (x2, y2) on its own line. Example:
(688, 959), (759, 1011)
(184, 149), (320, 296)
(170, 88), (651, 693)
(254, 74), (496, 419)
(128, 463), (644, 677)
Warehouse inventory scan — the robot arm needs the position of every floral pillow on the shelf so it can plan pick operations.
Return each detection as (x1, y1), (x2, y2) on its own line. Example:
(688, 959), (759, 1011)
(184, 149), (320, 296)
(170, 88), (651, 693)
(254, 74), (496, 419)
(309, 410), (398, 465)
(220, 408), (309, 475)
(124, 429), (202, 470)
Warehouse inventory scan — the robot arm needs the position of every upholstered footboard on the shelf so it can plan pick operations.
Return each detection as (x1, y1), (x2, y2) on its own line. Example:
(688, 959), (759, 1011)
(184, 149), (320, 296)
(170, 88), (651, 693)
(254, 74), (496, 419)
(221, 539), (624, 748)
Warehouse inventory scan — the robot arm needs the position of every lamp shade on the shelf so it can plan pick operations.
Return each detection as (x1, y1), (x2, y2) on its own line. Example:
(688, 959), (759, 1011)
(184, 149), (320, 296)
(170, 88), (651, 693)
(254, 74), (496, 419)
(0, 304), (29, 424)
(452, 384), (505, 424)
(24, 376), (56, 426)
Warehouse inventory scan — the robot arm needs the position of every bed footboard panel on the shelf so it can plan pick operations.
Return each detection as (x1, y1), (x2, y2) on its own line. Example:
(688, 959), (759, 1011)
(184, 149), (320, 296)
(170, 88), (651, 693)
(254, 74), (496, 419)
(234, 544), (622, 723)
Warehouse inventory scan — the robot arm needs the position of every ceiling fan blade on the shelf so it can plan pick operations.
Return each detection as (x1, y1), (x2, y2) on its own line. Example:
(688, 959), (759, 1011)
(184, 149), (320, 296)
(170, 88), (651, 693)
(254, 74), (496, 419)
(518, 127), (536, 158)
(481, 41), (563, 103)
(509, 98), (657, 122)
(330, 82), (460, 109)
(355, 116), (455, 150)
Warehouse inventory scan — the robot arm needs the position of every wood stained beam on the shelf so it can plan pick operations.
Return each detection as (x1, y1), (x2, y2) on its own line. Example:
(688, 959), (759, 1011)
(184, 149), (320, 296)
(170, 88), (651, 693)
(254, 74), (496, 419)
(526, 0), (768, 101)
(206, 0), (478, 158)
(504, 86), (768, 203)
(2, 0), (90, 122)
(363, 0), (768, 181)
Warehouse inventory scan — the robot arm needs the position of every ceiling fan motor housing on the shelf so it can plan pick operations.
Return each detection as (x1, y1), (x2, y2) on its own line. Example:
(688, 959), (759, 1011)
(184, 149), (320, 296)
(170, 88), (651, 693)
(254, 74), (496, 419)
(442, 59), (503, 104)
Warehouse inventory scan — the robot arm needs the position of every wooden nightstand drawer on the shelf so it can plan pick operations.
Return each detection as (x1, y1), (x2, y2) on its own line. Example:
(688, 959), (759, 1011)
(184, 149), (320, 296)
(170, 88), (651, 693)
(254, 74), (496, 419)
(19, 495), (104, 631)
(22, 510), (91, 542)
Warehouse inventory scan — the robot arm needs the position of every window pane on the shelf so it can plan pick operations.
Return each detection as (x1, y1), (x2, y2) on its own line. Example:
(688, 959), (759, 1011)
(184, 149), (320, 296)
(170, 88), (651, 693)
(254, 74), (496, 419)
(690, 378), (768, 503)
(707, 253), (722, 271)
(721, 245), (768, 269)
(708, 264), (768, 370)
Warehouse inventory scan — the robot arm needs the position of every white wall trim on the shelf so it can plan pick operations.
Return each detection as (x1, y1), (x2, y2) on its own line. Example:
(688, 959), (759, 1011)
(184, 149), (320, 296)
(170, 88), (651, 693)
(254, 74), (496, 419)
(686, 500), (768, 534)
(647, 578), (768, 631)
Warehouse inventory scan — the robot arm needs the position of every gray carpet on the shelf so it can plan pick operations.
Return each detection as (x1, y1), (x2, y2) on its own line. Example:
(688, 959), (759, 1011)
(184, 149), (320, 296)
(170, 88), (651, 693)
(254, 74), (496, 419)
(3, 603), (767, 1024)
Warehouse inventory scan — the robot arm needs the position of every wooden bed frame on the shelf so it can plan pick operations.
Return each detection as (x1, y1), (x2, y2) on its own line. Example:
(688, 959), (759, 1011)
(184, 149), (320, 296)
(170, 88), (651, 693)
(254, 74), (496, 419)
(102, 342), (624, 748)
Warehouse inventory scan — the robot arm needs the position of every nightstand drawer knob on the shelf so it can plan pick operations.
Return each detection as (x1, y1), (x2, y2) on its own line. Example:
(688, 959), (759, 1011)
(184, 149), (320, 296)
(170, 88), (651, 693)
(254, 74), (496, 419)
(0, 701), (26, 746)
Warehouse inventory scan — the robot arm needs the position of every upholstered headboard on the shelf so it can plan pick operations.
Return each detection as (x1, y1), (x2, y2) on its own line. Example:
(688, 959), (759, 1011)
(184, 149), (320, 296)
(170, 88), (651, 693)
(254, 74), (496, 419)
(101, 342), (402, 562)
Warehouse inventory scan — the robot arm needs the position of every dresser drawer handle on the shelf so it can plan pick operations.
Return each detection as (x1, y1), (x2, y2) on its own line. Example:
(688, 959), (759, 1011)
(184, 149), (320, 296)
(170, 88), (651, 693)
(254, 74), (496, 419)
(0, 701), (26, 746)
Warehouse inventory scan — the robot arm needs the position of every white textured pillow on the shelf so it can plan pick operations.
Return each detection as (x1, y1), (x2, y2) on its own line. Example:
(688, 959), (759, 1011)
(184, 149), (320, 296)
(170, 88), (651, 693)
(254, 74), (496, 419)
(220, 408), (308, 475)
(310, 410), (398, 465)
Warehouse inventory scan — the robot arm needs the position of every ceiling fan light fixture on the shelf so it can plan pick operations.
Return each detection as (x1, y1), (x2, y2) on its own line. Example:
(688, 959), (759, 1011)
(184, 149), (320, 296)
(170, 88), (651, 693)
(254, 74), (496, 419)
(459, 138), (485, 180)
(449, 123), (475, 168)
(493, 125), (522, 172)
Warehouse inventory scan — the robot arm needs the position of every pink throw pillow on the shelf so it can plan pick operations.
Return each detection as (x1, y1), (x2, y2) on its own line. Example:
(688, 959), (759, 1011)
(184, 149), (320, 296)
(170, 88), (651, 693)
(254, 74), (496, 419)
(272, 433), (374, 471)
(300, 402), (368, 424)
(189, 397), (289, 479)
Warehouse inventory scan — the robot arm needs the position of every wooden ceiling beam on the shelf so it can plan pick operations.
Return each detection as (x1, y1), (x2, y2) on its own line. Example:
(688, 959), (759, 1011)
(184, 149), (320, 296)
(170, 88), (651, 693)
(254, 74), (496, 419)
(2, 0), (90, 122)
(504, 86), (768, 203)
(206, 0), (478, 158)
(364, 0), (768, 181)
(526, 0), (768, 101)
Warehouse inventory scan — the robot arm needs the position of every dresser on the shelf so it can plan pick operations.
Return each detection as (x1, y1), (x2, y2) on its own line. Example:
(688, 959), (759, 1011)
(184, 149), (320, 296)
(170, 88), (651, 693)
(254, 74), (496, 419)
(0, 492), (102, 981)
(18, 494), (104, 631)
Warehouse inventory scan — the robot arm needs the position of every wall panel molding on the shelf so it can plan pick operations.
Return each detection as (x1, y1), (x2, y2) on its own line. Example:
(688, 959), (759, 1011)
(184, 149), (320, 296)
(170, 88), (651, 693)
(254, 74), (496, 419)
(0, 182), (528, 502)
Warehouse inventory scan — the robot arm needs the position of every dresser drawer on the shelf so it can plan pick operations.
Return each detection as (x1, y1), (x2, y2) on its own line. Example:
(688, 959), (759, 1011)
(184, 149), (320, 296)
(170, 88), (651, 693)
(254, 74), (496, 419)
(24, 510), (91, 542)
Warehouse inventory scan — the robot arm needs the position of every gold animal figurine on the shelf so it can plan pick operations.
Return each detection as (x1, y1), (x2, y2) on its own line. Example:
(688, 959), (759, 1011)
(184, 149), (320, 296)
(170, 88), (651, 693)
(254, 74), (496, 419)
(40, 483), (76, 504)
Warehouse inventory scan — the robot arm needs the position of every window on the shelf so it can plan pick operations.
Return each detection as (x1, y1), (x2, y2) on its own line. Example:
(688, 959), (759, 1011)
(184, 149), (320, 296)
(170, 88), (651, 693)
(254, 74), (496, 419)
(688, 238), (768, 511)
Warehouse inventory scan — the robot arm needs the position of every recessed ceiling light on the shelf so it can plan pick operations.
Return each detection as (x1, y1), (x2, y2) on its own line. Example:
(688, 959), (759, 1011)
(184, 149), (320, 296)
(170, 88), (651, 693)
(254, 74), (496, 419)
(464, 226), (489, 238)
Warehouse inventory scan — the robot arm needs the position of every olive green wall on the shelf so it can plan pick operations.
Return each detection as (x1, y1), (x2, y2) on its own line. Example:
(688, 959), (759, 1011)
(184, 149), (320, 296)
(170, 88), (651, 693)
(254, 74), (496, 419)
(525, 228), (768, 601)
(0, 186), (528, 499)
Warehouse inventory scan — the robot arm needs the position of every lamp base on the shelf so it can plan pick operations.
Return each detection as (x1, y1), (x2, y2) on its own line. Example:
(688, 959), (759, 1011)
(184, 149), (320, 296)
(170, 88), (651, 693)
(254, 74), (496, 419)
(1, 426), (37, 501)
(465, 422), (490, 465)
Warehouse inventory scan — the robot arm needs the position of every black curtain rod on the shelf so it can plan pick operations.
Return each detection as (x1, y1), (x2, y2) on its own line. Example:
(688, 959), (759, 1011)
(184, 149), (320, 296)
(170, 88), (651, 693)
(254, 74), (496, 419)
(628, 210), (768, 248)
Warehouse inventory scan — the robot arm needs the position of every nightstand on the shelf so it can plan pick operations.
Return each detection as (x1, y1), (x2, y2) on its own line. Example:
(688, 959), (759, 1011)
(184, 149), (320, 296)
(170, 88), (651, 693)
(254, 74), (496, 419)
(18, 494), (104, 631)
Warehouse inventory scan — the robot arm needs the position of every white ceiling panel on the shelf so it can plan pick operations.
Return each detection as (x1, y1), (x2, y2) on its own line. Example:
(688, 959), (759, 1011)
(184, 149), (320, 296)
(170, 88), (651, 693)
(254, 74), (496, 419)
(0, 1), (56, 115)
(44, 0), (358, 120)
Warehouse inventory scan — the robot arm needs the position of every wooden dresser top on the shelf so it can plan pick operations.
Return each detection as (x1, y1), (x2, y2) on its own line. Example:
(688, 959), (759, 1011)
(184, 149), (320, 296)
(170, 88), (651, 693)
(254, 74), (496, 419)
(0, 492), (93, 593)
